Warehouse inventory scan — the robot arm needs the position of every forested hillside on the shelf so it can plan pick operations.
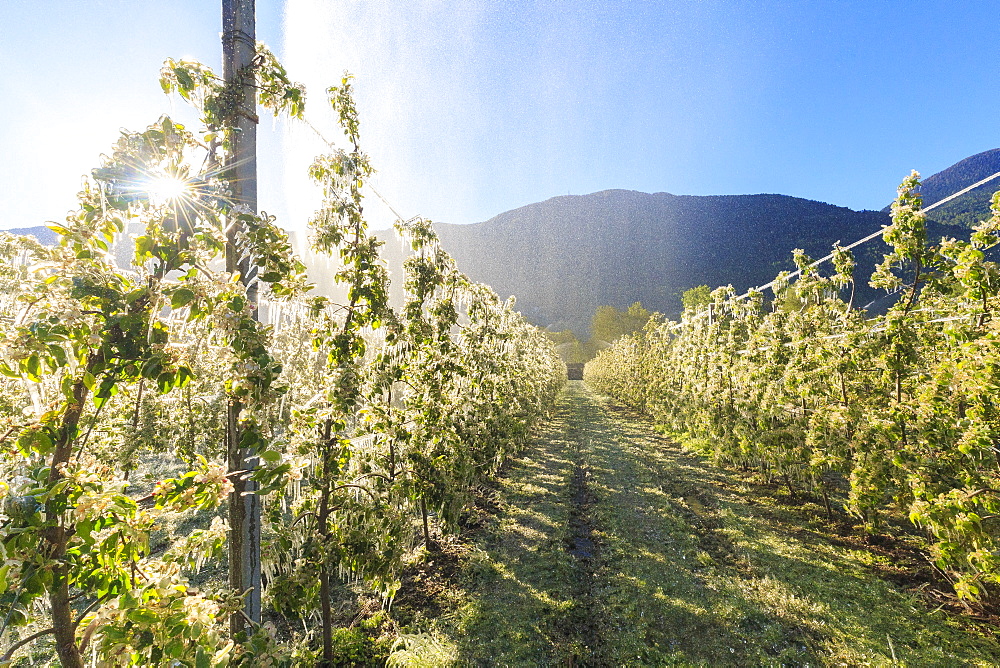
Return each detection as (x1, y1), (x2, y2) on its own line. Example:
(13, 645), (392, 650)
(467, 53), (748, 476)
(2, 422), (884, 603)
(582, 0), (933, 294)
(911, 148), (1000, 228)
(378, 190), (965, 337)
(15, 153), (998, 340)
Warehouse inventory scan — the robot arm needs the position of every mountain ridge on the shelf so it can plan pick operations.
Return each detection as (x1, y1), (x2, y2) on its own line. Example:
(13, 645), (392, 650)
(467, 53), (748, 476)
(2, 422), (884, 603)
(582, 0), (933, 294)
(7, 151), (999, 338)
(375, 150), (1000, 336)
(376, 189), (901, 335)
(879, 148), (1000, 228)
(919, 148), (1000, 228)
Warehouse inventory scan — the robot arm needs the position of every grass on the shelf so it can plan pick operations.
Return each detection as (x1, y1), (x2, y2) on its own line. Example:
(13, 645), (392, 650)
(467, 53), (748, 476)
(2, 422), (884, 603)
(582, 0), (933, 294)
(414, 381), (1000, 666)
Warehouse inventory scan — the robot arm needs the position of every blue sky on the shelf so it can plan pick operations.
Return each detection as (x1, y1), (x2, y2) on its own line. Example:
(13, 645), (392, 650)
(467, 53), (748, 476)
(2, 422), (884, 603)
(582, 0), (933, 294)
(2, 1), (999, 232)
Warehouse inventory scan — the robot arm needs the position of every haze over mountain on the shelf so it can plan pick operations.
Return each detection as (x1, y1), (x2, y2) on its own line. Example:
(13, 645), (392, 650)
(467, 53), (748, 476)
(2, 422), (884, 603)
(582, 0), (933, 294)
(4, 226), (58, 246)
(378, 192), (966, 337)
(371, 149), (999, 337)
(6, 150), (999, 339)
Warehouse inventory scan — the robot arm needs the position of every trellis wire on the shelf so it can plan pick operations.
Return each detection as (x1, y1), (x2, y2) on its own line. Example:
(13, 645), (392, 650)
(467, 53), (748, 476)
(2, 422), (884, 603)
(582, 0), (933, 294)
(672, 170), (1000, 331)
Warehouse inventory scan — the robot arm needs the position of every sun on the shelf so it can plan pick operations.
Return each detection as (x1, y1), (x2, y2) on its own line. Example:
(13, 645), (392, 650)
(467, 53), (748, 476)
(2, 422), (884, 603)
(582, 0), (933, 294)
(147, 175), (189, 204)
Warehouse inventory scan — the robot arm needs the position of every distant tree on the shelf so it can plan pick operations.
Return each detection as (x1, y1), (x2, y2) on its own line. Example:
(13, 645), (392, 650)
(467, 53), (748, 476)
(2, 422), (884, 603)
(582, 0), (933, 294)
(681, 285), (713, 313)
(590, 302), (651, 344)
(545, 329), (579, 346)
(545, 329), (596, 363)
(623, 302), (652, 332)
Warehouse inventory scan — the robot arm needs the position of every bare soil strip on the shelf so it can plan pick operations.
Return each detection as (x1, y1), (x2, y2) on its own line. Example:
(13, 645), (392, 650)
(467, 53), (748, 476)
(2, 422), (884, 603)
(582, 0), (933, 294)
(430, 382), (1000, 666)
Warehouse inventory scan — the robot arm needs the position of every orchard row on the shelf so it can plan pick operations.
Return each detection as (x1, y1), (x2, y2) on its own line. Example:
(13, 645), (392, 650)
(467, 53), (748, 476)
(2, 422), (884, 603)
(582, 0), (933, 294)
(0, 48), (563, 666)
(586, 173), (1000, 606)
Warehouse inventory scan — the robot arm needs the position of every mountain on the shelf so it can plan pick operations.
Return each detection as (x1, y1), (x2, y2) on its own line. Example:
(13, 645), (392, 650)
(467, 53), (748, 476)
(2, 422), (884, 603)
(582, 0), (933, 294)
(2, 226), (58, 246)
(380, 191), (917, 336)
(898, 148), (1000, 228)
(9, 151), (998, 338)
(377, 147), (1000, 337)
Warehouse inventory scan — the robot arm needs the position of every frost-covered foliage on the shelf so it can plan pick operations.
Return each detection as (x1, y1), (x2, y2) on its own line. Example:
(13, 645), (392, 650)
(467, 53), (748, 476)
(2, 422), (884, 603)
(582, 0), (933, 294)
(586, 172), (1000, 606)
(0, 50), (562, 666)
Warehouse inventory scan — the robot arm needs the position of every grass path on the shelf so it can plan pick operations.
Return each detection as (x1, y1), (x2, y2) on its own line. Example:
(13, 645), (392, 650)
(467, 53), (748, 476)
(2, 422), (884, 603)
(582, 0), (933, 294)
(433, 382), (999, 666)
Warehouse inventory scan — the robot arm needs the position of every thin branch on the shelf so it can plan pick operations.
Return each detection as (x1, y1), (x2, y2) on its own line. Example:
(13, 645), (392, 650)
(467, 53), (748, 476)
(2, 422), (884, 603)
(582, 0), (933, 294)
(331, 483), (380, 504)
(0, 563), (37, 639)
(0, 423), (26, 447)
(351, 471), (392, 484)
(72, 594), (109, 632)
(0, 627), (55, 663)
(74, 393), (109, 464)
(76, 593), (116, 657)
(290, 511), (319, 528)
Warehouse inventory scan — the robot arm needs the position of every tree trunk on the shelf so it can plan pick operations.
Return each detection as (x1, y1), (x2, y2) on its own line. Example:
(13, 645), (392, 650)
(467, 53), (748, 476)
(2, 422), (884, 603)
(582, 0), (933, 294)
(50, 561), (83, 668)
(317, 484), (333, 666)
(421, 497), (431, 547)
(46, 360), (99, 668)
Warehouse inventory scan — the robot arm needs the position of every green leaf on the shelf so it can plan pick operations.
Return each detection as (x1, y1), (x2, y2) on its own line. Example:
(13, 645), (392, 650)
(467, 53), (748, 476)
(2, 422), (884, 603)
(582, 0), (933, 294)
(77, 519), (94, 543)
(239, 429), (262, 451)
(157, 371), (176, 394)
(134, 235), (153, 259)
(24, 354), (40, 380)
(171, 288), (196, 309)
(126, 608), (161, 625)
(48, 345), (67, 368)
(229, 296), (246, 312)
(176, 366), (193, 388)
(96, 377), (117, 398)
(173, 67), (194, 91)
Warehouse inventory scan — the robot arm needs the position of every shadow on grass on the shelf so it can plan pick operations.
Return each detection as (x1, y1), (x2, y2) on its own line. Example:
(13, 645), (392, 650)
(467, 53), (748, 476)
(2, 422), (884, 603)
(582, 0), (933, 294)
(445, 383), (1000, 667)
